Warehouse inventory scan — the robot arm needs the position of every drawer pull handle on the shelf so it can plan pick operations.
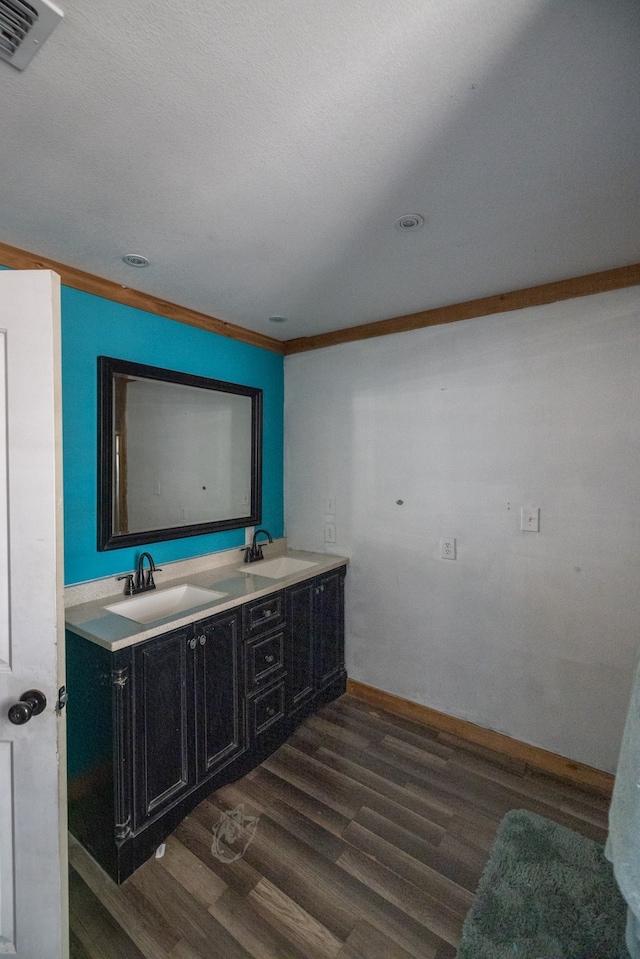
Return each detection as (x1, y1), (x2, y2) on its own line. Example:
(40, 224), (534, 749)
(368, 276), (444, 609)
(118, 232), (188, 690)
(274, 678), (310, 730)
(263, 609), (272, 617)
(266, 706), (276, 717)
(265, 654), (275, 663)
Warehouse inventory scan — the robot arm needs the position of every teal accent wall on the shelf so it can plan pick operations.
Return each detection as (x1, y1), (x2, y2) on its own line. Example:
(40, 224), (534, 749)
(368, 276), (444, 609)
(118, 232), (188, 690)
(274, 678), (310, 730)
(1, 267), (284, 585)
(60, 287), (283, 585)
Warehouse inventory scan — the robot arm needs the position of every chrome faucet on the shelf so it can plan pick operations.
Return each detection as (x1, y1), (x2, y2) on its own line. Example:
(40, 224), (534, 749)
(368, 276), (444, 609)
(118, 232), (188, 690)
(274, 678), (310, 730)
(117, 551), (162, 595)
(240, 528), (273, 563)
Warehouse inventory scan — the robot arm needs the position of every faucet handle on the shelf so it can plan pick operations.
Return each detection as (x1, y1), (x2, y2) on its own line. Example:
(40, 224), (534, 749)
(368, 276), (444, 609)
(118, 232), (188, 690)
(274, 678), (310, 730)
(146, 567), (162, 587)
(117, 574), (135, 595)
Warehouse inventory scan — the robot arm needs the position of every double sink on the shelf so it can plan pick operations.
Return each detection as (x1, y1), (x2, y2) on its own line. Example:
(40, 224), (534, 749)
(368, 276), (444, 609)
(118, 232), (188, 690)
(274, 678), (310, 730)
(104, 556), (318, 625)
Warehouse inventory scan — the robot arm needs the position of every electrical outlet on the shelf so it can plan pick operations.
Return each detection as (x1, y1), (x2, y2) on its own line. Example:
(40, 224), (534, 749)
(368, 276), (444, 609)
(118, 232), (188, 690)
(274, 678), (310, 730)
(440, 538), (456, 560)
(324, 523), (336, 544)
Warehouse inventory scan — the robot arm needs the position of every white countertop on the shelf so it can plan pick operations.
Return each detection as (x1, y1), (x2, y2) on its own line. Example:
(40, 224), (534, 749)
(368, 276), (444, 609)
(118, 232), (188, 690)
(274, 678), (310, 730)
(65, 547), (348, 651)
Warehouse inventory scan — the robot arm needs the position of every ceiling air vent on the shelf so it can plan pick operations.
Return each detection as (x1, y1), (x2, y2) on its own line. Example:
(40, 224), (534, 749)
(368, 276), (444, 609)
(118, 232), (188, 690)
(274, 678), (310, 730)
(0, 0), (63, 71)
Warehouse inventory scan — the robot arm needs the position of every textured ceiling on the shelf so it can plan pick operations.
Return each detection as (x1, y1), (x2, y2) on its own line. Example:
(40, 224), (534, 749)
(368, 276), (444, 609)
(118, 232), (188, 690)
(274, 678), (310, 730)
(1, 0), (639, 341)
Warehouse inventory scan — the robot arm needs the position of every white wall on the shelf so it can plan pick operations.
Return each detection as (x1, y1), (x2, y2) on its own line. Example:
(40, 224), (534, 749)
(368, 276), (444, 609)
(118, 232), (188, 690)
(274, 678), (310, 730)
(285, 286), (640, 773)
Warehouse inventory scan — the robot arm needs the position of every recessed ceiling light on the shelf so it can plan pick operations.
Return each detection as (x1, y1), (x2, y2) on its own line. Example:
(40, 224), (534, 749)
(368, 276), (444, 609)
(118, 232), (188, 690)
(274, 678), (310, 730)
(395, 214), (424, 232)
(268, 316), (287, 324)
(122, 254), (150, 267)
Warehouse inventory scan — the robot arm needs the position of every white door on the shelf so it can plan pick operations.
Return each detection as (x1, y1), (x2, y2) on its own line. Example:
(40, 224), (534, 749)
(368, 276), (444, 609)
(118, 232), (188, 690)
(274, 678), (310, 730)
(0, 271), (67, 958)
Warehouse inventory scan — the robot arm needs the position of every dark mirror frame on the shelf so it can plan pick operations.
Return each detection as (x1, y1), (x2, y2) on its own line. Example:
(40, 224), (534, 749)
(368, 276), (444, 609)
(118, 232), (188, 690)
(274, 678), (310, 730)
(97, 356), (263, 551)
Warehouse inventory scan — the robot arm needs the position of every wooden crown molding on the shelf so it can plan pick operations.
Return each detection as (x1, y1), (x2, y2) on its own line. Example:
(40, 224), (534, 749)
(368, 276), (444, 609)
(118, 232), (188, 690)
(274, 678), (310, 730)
(2, 240), (638, 357)
(0, 240), (285, 355)
(347, 679), (614, 796)
(284, 262), (640, 354)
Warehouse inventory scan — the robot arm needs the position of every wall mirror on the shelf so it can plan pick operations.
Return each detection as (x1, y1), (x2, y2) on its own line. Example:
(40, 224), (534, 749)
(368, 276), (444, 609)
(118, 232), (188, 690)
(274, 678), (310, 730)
(98, 356), (262, 550)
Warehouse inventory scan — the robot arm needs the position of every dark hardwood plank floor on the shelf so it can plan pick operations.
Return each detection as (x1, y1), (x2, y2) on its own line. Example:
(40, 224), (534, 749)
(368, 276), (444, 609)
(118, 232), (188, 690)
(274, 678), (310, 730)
(69, 693), (611, 959)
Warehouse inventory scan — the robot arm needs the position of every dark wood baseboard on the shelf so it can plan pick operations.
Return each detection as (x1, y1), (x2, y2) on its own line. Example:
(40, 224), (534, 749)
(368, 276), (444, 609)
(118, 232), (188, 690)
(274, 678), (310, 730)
(346, 679), (614, 797)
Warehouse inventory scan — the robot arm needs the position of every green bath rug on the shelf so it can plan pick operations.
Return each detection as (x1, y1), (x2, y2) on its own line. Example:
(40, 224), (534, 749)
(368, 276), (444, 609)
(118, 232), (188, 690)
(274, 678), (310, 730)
(457, 808), (627, 959)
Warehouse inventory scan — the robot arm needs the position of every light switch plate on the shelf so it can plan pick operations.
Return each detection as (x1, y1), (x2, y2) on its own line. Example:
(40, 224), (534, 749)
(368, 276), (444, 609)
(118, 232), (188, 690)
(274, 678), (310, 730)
(521, 507), (540, 532)
(325, 495), (336, 516)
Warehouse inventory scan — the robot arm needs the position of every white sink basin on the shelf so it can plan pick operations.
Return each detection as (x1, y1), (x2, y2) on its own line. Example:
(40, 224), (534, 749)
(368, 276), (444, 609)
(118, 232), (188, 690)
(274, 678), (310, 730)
(237, 557), (318, 579)
(105, 584), (227, 624)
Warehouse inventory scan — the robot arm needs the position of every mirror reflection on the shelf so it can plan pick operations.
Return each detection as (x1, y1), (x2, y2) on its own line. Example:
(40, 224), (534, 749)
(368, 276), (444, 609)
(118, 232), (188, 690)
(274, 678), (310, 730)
(98, 357), (262, 550)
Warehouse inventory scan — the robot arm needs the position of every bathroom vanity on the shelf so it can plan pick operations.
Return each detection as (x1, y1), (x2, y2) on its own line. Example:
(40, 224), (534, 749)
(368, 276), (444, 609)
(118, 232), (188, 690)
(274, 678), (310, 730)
(65, 549), (347, 882)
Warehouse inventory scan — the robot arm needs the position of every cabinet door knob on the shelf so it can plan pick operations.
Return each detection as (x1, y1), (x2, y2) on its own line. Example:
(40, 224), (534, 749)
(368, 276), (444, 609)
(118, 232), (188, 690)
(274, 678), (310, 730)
(265, 654), (275, 663)
(199, 634), (207, 646)
(266, 706), (276, 717)
(188, 637), (197, 650)
(263, 609), (272, 617)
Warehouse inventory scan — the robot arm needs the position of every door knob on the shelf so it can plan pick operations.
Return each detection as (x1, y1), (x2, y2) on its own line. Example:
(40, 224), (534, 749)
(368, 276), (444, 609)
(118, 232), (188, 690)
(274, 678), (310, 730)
(8, 689), (47, 725)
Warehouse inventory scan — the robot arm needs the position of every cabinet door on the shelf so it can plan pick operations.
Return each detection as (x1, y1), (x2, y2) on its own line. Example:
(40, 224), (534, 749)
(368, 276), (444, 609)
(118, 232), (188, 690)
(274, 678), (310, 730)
(286, 577), (315, 712)
(196, 609), (245, 779)
(132, 626), (195, 830)
(315, 568), (345, 690)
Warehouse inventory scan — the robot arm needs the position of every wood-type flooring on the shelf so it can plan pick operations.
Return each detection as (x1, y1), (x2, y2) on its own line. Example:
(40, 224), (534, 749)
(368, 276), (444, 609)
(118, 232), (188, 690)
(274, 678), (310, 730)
(69, 692), (611, 959)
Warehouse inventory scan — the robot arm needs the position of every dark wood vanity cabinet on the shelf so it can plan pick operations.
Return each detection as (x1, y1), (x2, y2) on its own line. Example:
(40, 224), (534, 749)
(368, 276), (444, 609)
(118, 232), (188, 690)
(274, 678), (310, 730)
(131, 624), (197, 831)
(196, 610), (246, 780)
(67, 610), (248, 880)
(286, 578), (316, 715)
(130, 609), (246, 834)
(286, 566), (345, 721)
(66, 564), (346, 882)
(314, 567), (346, 689)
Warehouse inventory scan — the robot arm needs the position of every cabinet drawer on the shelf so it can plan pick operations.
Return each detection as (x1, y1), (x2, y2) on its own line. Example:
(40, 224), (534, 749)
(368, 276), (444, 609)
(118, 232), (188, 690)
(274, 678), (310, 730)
(249, 680), (286, 737)
(243, 591), (284, 635)
(246, 630), (285, 691)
